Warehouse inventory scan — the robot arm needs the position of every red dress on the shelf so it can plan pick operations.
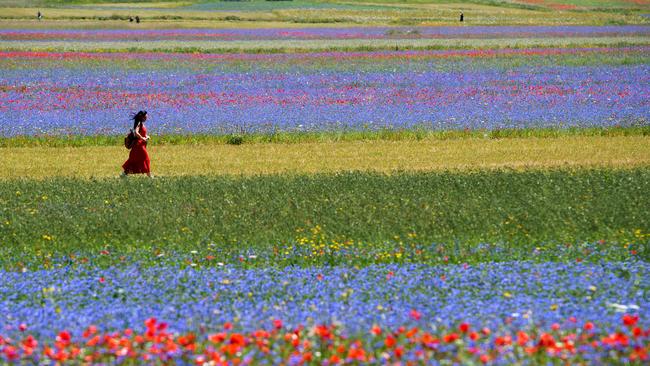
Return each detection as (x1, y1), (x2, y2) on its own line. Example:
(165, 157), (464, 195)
(122, 125), (150, 174)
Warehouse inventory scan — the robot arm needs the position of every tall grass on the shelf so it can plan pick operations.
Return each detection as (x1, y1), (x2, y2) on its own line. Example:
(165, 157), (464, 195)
(2, 37), (649, 54)
(2, 0), (648, 27)
(3, 135), (650, 178)
(1, 126), (648, 148)
(1, 169), (648, 268)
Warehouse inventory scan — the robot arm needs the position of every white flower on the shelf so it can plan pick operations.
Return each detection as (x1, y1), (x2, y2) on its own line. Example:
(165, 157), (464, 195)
(606, 302), (640, 312)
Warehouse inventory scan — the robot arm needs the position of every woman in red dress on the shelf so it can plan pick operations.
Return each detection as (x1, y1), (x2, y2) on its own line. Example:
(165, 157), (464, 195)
(121, 110), (152, 177)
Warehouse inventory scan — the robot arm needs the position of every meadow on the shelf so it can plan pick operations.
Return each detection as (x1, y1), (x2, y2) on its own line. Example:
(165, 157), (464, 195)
(0, 1), (649, 364)
(1, 168), (649, 268)
(2, 43), (649, 136)
(0, 262), (648, 364)
(1, 0), (650, 28)
(2, 135), (650, 178)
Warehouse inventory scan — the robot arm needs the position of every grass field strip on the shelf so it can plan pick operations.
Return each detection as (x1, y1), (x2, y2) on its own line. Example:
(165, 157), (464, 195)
(1, 36), (649, 53)
(1, 135), (648, 179)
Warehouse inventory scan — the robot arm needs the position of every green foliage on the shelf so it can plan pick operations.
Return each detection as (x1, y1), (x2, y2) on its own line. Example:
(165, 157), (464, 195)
(1, 0), (647, 27)
(226, 134), (244, 145)
(3, 37), (649, 54)
(1, 169), (648, 268)
(1, 126), (647, 147)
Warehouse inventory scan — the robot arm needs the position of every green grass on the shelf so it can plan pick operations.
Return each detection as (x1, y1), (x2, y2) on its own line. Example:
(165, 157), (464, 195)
(1, 168), (648, 269)
(2, 126), (648, 148)
(0, 0), (392, 9)
(1, 0), (648, 27)
(5, 0), (649, 11)
(3, 46), (648, 74)
(548, 0), (650, 9)
(3, 37), (649, 54)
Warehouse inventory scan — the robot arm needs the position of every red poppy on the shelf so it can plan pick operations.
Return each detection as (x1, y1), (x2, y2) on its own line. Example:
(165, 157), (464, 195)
(229, 333), (246, 347)
(406, 327), (419, 339)
(371, 325), (382, 336)
(56, 331), (71, 344)
(384, 335), (396, 348)
(83, 325), (97, 338)
(3, 345), (19, 361)
(394, 346), (404, 359)
(21, 335), (37, 349)
(209, 332), (226, 344)
(623, 314), (639, 327)
(459, 322), (470, 333)
(538, 333), (556, 348)
(347, 346), (366, 362)
(443, 333), (459, 343)
(517, 331), (530, 346)
(409, 309), (422, 320)
(273, 319), (283, 330)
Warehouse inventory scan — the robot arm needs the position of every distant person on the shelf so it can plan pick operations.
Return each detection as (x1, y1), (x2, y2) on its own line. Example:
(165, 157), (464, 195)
(122, 111), (152, 178)
(460, 12), (464, 22)
(37, 11), (42, 21)
(129, 16), (134, 22)
(135, 16), (140, 23)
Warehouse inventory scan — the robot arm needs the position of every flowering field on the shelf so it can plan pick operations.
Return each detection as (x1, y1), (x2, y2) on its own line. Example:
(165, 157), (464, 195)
(1, 44), (649, 137)
(1, 169), (649, 363)
(2, 26), (649, 41)
(2, 169), (649, 262)
(0, 261), (648, 364)
(1, 14), (650, 364)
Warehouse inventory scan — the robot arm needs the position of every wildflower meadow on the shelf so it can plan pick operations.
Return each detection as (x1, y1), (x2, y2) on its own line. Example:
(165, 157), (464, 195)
(0, 1), (649, 365)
